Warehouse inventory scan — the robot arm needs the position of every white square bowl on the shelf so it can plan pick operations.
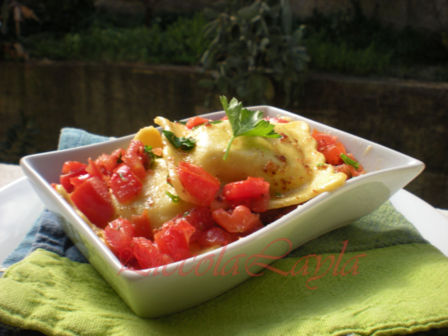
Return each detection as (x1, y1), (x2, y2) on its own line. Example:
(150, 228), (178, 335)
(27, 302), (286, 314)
(20, 106), (424, 317)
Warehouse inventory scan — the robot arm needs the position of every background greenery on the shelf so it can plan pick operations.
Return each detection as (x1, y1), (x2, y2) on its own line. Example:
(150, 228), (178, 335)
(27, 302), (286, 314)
(1, 0), (447, 81)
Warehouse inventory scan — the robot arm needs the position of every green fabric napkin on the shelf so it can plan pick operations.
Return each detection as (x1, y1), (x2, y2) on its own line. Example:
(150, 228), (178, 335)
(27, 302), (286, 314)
(1, 202), (448, 336)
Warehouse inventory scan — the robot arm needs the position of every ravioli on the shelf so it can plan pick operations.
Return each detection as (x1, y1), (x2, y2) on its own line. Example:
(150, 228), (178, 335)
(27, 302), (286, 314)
(112, 158), (192, 228)
(154, 116), (346, 210)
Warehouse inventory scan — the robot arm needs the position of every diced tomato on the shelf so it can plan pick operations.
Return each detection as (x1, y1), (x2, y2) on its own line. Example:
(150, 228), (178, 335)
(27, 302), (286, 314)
(70, 176), (115, 228)
(183, 207), (215, 244)
(133, 237), (173, 269)
(130, 210), (153, 240)
(322, 142), (347, 165)
(60, 161), (88, 193)
(95, 148), (124, 176)
(122, 140), (148, 180)
(183, 207), (214, 231)
(62, 161), (87, 175)
(222, 177), (270, 212)
(154, 218), (196, 261)
(335, 154), (365, 178)
(212, 205), (263, 234)
(69, 173), (90, 189)
(197, 226), (238, 248)
(177, 161), (220, 206)
(60, 170), (86, 193)
(312, 130), (347, 165)
(186, 116), (209, 129)
(109, 164), (143, 203)
(104, 218), (135, 263)
(86, 157), (103, 179)
(312, 130), (337, 151)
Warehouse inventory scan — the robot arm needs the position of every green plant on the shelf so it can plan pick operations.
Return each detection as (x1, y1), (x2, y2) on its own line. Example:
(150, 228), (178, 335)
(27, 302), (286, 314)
(200, 0), (309, 105)
(24, 13), (208, 64)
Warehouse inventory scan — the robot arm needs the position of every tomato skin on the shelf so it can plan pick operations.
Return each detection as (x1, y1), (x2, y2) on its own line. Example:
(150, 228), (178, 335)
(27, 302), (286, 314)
(62, 161), (87, 175)
(212, 205), (262, 234)
(123, 140), (148, 180)
(177, 161), (220, 206)
(197, 226), (238, 248)
(186, 116), (209, 129)
(335, 154), (365, 178)
(133, 237), (173, 269)
(86, 158), (103, 180)
(60, 170), (86, 193)
(312, 130), (347, 165)
(130, 210), (153, 240)
(109, 164), (143, 204)
(154, 218), (196, 261)
(222, 177), (270, 212)
(60, 161), (88, 193)
(104, 218), (135, 263)
(183, 207), (215, 244)
(95, 148), (124, 176)
(70, 176), (115, 228)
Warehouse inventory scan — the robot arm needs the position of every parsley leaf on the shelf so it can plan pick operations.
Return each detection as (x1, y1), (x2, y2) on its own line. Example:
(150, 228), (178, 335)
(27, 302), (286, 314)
(340, 153), (360, 169)
(220, 96), (281, 160)
(165, 191), (180, 203)
(162, 130), (196, 151)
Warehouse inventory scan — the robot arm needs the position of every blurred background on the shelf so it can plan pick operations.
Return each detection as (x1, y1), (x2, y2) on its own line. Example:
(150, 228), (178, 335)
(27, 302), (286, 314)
(1, 0), (447, 208)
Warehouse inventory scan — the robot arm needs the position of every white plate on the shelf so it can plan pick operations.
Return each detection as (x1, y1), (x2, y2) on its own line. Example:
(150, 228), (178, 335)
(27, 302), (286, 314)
(0, 177), (45, 265)
(20, 106), (425, 317)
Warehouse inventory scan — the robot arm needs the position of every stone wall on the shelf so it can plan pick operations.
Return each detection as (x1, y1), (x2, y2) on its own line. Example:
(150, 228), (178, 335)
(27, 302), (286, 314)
(1, 62), (447, 207)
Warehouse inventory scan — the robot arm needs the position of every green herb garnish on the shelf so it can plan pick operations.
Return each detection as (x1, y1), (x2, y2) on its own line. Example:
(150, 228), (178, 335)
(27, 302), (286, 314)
(220, 96), (281, 160)
(144, 145), (162, 159)
(118, 172), (127, 181)
(340, 153), (360, 169)
(162, 130), (196, 151)
(166, 191), (180, 203)
(209, 120), (223, 125)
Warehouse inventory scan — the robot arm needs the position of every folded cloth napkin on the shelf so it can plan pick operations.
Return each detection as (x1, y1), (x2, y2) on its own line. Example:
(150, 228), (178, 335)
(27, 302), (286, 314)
(1, 128), (448, 336)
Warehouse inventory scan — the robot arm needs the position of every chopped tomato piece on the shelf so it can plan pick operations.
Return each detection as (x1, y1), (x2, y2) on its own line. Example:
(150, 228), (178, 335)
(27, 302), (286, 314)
(212, 205), (262, 234)
(133, 237), (173, 269)
(130, 210), (153, 240)
(104, 218), (135, 263)
(60, 170), (87, 193)
(197, 226), (238, 248)
(186, 116), (209, 129)
(86, 158), (103, 179)
(110, 164), (143, 203)
(183, 207), (215, 244)
(177, 161), (220, 206)
(154, 218), (196, 261)
(70, 176), (115, 228)
(335, 154), (365, 178)
(62, 161), (87, 175)
(312, 130), (347, 165)
(60, 161), (88, 193)
(122, 140), (148, 180)
(312, 130), (337, 151)
(68, 172), (90, 189)
(222, 177), (270, 212)
(95, 148), (124, 176)
(322, 142), (347, 165)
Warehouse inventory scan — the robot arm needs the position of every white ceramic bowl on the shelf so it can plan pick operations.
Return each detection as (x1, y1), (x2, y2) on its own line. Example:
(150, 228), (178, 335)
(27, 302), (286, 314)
(20, 106), (424, 317)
